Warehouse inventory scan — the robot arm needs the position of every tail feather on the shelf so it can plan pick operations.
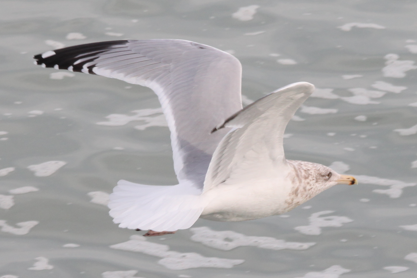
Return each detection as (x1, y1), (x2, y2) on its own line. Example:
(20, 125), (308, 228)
(108, 180), (205, 231)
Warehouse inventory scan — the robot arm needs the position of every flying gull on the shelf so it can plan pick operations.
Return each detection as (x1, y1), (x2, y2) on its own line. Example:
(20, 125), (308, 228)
(34, 39), (357, 236)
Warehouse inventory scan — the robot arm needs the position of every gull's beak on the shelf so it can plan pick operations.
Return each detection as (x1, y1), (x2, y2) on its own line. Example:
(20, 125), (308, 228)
(337, 175), (357, 186)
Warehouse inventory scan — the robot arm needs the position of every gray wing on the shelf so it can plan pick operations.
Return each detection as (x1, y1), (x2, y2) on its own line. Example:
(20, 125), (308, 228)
(34, 40), (243, 188)
(204, 82), (314, 191)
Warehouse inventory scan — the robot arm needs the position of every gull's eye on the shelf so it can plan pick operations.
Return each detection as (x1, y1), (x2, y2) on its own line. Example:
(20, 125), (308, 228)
(327, 172), (332, 179)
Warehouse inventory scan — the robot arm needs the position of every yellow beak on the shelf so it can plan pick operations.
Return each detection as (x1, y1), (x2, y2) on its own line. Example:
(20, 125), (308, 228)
(337, 175), (357, 185)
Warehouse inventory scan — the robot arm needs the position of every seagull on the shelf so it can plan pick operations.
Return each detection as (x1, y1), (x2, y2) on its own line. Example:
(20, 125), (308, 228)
(34, 39), (357, 236)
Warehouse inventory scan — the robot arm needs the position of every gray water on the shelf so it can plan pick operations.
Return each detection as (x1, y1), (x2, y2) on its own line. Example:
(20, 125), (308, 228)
(1, 0), (417, 277)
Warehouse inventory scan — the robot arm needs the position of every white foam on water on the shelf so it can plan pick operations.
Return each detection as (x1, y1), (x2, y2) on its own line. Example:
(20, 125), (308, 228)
(394, 125), (417, 136)
(295, 211), (353, 235)
(405, 253), (417, 263)
(340, 95), (379, 105)
(45, 40), (65, 49)
(400, 224), (417, 231)
(338, 22), (385, 31)
(371, 81), (406, 93)
(9, 186), (39, 194)
(383, 266), (409, 274)
(28, 110), (44, 115)
(241, 95), (254, 106)
(244, 31), (265, 36)
(342, 74), (362, 79)
(300, 105), (338, 115)
(277, 59), (297, 65)
(102, 270), (142, 278)
(328, 161), (350, 174)
(110, 235), (244, 270)
(354, 115), (367, 121)
(355, 175), (416, 198)
(88, 191), (110, 206)
(296, 265), (351, 278)
(412, 160), (417, 168)
(0, 220), (38, 235)
(27, 161), (66, 177)
(405, 44), (417, 53)
(292, 115), (305, 121)
(63, 243), (80, 248)
(232, 5), (259, 21)
(349, 88), (386, 98)
(66, 32), (86, 40)
(190, 226), (315, 251)
(105, 32), (123, 37)
(0, 167), (15, 176)
(97, 108), (168, 131)
(0, 195), (14, 209)
(409, 102), (417, 107)
(28, 257), (53, 270)
(383, 54), (417, 78)
(0, 275), (19, 278)
(50, 72), (75, 80)
(311, 88), (339, 99)
(0, 131), (8, 135)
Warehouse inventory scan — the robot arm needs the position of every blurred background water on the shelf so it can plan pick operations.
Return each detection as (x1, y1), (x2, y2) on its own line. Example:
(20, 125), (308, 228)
(1, 0), (417, 277)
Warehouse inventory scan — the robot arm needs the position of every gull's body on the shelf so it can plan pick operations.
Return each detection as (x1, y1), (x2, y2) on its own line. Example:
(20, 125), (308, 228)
(34, 39), (356, 234)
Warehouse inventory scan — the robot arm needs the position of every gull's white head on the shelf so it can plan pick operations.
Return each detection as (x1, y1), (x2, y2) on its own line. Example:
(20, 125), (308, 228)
(284, 160), (357, 211)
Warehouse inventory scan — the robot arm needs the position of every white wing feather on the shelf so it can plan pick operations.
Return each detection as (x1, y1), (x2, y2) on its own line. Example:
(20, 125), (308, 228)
(35, 39), (242, 187)
(204, 82), (314, 192)
(34, 40), (243, 231)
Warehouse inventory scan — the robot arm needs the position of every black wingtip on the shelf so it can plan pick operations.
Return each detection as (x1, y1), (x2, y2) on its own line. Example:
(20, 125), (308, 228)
(211, 123), (226, 134)
(32, 40), (129, 73)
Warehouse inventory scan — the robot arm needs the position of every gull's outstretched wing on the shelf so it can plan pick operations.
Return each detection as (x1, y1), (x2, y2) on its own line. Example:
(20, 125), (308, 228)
(204, 82), (314, 192)
(34, 40), (242, 188)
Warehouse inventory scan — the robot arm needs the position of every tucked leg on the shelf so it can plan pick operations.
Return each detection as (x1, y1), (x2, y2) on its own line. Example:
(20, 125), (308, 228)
(143, 230), (176, 236)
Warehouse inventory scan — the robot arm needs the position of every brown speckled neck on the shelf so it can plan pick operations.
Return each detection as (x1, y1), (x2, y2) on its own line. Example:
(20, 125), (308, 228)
(284, 160), (330, 211)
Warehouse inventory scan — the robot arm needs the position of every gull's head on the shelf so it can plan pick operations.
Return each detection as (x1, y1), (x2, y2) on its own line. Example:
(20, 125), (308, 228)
(288, 160), (357, 188)
(312, 163), (357, 188)
(286, 160), (357, 209)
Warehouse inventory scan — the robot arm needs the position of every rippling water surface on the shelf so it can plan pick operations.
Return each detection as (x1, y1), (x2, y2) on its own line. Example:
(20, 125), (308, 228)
(1, 1), (417, 277)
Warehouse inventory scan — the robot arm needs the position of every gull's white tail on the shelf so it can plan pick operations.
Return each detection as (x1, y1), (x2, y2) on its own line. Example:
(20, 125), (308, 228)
(108, 180), (205, 232)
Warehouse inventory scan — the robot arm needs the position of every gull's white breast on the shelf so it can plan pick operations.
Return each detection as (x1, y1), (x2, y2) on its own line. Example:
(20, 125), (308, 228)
(200, 175), (293, 222)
